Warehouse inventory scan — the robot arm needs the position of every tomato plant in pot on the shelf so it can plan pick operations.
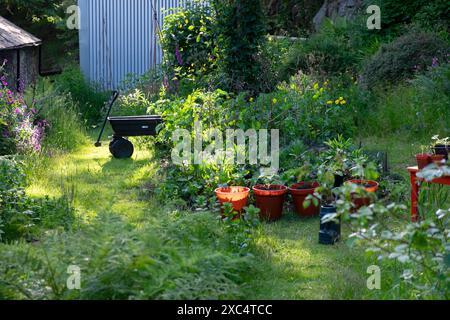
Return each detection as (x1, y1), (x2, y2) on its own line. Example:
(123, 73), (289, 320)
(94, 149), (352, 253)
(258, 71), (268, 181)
(252, 171), (288, 221)
(287, 164), (320, 217)
(346, 159), (380, 211)
(321, 135), (360, 187)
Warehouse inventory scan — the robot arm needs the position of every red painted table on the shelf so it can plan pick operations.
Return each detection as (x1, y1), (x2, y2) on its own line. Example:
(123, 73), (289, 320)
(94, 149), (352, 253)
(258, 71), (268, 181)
(407, 166), (450, 222)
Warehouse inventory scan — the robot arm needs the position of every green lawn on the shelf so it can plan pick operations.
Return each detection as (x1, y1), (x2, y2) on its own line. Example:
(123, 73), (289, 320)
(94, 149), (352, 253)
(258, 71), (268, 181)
(20, 135), (382, 299)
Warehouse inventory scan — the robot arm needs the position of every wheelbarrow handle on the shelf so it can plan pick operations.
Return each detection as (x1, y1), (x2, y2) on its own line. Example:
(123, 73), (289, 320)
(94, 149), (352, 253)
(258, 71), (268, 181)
(95, 90), (120, 147)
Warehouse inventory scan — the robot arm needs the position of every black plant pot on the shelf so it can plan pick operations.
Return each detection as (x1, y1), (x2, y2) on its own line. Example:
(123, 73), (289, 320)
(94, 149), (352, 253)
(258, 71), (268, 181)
(434, 144), (449, 160)
(319, 205), (341, 245)
(334, 175), (344, 188)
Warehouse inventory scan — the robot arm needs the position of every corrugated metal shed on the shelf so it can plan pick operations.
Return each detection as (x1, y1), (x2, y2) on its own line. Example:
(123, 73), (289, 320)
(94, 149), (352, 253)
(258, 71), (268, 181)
(79, 0), (188, 90)
(0, 15), (41, 50)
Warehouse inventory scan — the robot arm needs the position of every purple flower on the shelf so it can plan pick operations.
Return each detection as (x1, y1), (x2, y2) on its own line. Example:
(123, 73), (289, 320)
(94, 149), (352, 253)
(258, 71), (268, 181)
(431, 57), (439, 68)
(14, 107), (22, 115)
(175, 44), (183, 65)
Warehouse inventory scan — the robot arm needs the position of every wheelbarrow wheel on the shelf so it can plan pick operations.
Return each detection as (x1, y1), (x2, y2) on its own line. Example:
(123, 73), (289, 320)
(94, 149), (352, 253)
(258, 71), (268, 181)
(109, 137), (134, 159)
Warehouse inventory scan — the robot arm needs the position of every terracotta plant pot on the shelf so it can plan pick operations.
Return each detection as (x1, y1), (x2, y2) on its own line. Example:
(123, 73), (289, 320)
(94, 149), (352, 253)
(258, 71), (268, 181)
(289, 182), (320, 217)
(215, 187), (250, 216)
(431, 154), (445, 166)
(416, 153), (432, 170)
(252, 185), (288, 221)
(346, 180), (379, 211)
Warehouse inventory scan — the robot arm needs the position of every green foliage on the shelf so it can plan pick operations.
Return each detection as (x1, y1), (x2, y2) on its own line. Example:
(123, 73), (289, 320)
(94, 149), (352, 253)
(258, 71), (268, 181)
(222, 203), (260, 249)
(262, 0), (323, 36)
(240, 73), (355, 146)
(360, 32), (449, 89)
(0, 156), (75, 242)
(368, 0), (449, 31)
(341, 200), (449, 299)
(36, 86), (88, 152)
(360, 63), (450, 138)
(55, 66), (110, 124)
(1, 0), (78, 52)
(0, 212), (254, 299)
(212, 0), (268, 93)
(161, 3), (217, 91)
(279, 18), (381, 79)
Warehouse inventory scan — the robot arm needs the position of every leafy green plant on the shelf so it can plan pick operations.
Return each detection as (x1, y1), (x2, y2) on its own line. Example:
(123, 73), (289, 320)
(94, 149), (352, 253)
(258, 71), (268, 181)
(0, 156), (75, 242)
(360, 32), (449, 89)
(55, 66), (110, 124)
(212, 0), (268, 93)
(161, 3), (217, 92)
(222, 203), (260, 250)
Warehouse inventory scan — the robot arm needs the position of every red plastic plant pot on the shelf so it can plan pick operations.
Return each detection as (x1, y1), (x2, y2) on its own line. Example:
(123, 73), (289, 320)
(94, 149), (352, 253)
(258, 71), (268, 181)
(289, 182), (320, 217)
(215, 187), (250, 216)
(252, 185), (288, 221)
(346, 180), (379, 211)
(416, 154), (432, 170)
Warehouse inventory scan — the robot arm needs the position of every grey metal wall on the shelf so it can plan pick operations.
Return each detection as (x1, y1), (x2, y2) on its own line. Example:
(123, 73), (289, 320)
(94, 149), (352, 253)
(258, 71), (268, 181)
(79, 0), (187, 90)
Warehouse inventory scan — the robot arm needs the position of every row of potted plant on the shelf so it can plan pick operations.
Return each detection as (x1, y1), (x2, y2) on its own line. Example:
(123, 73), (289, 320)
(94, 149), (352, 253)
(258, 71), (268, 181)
(215, 178), (380, 221)
(216, 136), (382, 244)
(416, 135), (449, 169)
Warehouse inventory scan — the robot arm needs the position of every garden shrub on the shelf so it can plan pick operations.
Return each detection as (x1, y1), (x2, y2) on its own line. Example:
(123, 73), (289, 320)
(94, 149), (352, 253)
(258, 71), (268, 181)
(55, 66), (110, 124)
(240, 72), (355, 146)
(360, 31), (449, 89)
(161, 3), (217, 91)
(368, 0), (450, 31)
(279, 17), (381, 80)
(37, 88), (88, 152)
(341, 198), (450, 299)
(212, 0), (268, 93)
(361, 63), (450, 138)
(262, 0), (323, 37)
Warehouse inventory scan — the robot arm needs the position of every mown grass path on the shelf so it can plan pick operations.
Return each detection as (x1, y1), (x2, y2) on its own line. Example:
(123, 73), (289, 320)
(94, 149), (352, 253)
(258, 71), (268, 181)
(26, 138), (372, 300)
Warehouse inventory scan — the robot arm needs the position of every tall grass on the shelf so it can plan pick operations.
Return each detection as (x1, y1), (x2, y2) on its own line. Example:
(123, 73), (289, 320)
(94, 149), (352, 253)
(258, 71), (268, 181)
(358, 63), (450, 140)
(55, 66), (110, 124)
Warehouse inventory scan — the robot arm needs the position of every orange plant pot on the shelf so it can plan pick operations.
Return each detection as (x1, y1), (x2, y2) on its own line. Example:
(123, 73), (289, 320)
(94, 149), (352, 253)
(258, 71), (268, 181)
(289, 182), (320, 217)
(215, 187), (250, 216)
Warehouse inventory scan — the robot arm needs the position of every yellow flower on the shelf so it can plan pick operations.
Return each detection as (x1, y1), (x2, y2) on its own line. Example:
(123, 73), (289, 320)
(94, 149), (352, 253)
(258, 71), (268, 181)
(327, 100), (333, 105)
(340, 100), (347, 105)
(335, 99), (340, 105)
(272, 98), (277, 104)
(188, 25), (195, 31)
(249, 97), (254, 102)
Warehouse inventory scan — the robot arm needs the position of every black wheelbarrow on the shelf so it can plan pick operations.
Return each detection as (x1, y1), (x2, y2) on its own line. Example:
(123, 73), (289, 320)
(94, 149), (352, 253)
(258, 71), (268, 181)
(95, 91), (163, 159)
